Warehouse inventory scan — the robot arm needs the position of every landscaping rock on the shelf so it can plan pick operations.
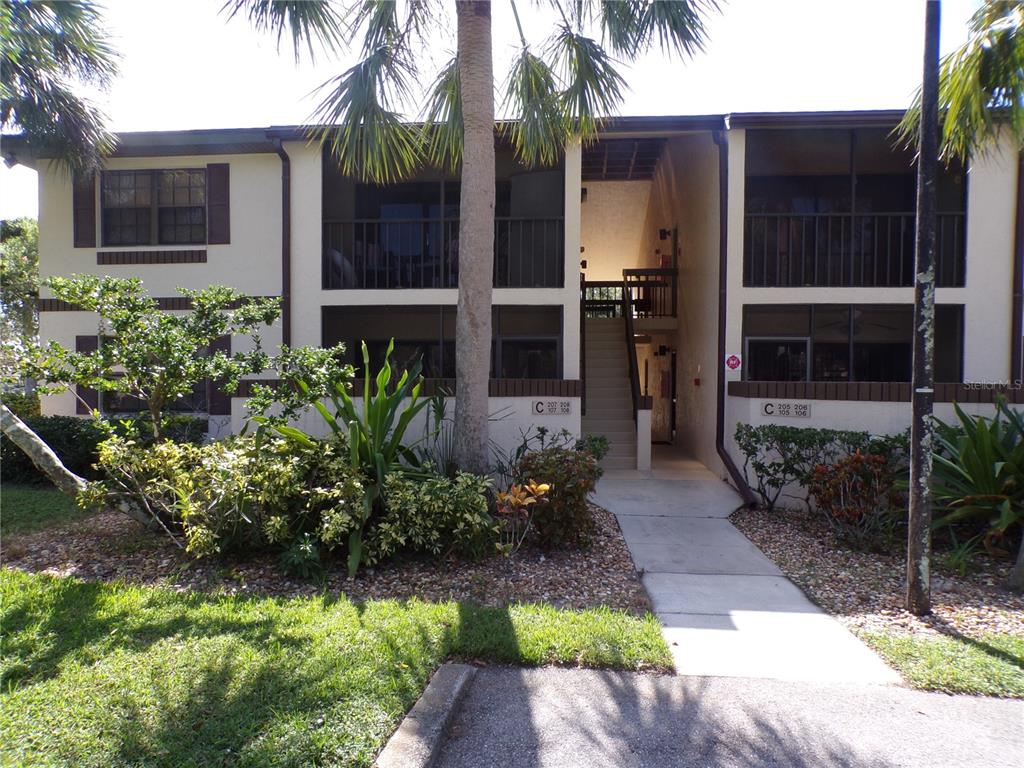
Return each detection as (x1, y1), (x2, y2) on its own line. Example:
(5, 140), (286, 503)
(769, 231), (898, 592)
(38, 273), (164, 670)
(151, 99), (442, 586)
(731, 507), (1024, 641)
(4, 504), (651, 614)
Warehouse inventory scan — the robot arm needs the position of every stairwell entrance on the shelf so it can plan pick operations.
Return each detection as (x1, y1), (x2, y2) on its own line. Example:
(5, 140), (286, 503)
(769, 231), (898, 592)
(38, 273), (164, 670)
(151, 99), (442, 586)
(581, 269), (677, 470)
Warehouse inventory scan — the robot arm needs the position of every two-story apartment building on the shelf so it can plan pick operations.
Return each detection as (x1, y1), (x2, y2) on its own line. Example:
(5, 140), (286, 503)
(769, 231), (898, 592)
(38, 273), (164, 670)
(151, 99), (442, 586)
(7, 110), (1022, 491)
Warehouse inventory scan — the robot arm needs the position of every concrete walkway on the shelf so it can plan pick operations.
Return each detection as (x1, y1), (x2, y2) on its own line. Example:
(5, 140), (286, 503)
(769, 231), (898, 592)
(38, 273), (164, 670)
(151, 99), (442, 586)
(594, 449), (900, 683)
(435, 668), (1024, 768)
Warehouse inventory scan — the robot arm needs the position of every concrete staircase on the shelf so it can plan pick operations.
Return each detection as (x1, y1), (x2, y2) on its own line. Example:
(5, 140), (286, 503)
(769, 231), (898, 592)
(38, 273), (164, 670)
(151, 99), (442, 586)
(582, 317), (636, 470)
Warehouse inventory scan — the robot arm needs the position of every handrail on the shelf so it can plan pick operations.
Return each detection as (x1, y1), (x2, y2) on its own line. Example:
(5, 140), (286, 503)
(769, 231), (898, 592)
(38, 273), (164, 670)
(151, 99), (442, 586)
(623, 267), (678, 318)
(622, 277), (642, 423)
(580, 274), (587, 416)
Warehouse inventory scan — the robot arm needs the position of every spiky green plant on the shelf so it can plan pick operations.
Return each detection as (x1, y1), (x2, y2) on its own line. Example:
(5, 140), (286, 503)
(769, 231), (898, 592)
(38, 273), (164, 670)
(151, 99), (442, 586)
(270, 339), (431, 576)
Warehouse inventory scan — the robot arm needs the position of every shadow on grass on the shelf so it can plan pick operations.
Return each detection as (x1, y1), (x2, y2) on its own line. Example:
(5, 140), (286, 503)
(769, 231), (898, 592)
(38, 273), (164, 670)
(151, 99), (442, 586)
(1, 573), (589, 767)
(1, 579), (309, 689)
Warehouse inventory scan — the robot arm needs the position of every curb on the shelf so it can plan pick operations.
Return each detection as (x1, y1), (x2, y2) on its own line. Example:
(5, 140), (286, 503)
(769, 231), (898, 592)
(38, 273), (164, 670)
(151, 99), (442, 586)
(375, 662), (477, 768)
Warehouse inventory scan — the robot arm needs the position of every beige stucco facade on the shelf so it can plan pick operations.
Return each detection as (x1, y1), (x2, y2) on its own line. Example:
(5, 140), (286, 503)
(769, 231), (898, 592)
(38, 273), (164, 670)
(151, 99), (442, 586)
(26, 115), (1022, 478)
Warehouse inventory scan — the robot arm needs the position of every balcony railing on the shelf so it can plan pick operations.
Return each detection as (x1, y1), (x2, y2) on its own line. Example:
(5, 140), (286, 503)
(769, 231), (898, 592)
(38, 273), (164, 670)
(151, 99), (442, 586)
(323, 217), (564, 289)
(743, 212), (965, 288)
(581, 268), (678, 319)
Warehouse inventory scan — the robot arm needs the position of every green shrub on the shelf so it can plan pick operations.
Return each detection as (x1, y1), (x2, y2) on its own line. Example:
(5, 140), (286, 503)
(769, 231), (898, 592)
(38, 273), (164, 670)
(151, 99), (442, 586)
(576, 434), (610, 462)
(807, 451), (901, 549)
(1, 413), (207, 485)
(373, 472), (496, 562)
(1, 415), (107, 483)
(91, 434), (364, 563)
(932, 399), (1024, 588)
(516, 446), (601, 549)
(264, 338), (428, 576)
(1, 390), (40, 419)
(734, 423), (908, 511)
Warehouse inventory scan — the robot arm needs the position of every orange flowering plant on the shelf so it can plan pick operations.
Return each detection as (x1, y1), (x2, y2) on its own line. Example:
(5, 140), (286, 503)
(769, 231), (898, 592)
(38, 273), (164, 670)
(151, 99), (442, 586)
(495, 480), (550, 555)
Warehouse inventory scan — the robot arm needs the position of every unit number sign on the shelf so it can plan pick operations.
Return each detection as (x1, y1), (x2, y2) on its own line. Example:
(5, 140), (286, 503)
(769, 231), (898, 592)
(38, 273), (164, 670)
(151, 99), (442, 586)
(761, 401), (812, 419)
(533, 400), (572, 416)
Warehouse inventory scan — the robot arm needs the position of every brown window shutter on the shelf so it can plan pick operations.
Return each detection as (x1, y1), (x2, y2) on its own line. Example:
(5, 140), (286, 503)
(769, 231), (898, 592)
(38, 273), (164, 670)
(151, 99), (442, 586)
(207, 163), (230, 244)
(207, 335), (232, 415)
(72, 173), (97, 248)
(75, 335), (100, 414)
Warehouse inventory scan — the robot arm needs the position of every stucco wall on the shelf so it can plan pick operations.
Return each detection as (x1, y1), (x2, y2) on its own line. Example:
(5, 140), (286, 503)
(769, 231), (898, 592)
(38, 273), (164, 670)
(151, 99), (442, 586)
(36, 152), (285, 417)
(36, 141), (583, 446)
(230, 395), (581, 459)
(580, 180), (652, 279)
(722, 128), (1022, 469)
(639, 133), (723, 471)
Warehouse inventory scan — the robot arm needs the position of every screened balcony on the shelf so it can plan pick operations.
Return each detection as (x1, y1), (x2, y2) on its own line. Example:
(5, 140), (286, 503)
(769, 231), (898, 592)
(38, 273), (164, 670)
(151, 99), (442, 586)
(322, 147), (565, 290)
(743, 127), (966, 288)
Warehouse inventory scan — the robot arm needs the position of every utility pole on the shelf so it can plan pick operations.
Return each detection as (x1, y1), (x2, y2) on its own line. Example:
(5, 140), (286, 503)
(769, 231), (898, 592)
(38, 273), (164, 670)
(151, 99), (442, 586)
(907, 0), (941, 616)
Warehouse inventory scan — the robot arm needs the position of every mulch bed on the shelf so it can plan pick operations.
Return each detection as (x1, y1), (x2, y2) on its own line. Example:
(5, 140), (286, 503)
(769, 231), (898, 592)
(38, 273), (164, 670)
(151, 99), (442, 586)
(731, 506), (1024, 640)
(2, 504), (651, 615)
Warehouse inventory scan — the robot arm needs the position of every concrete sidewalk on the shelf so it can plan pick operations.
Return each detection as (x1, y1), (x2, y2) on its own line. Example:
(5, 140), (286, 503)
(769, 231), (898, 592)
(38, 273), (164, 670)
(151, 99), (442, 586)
(434, 667), (1024, 768)
(594, 451), (900, 683)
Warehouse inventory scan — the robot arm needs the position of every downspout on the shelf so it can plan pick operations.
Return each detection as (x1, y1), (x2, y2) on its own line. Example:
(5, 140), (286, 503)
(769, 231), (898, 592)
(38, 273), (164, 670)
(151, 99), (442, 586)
(271, 138), (292, 347)
(1012, 151), (1023, 383)
(713, 126), (757, 507)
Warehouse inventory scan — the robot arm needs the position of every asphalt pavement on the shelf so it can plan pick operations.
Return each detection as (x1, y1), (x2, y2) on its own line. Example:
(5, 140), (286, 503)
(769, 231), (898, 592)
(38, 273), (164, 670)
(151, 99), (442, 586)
(435, 666), (1024, 768)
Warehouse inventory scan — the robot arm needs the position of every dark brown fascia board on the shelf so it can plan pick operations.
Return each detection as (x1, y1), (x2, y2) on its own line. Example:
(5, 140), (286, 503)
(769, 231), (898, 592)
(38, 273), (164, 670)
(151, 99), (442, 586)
(728, 109), (911, 129)
(2, 127), (281, 167)
(6, 109), (976, 168)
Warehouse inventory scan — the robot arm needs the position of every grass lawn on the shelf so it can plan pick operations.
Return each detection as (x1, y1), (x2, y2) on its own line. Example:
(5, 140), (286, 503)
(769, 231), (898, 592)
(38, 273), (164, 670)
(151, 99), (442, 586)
(861, 631), (1024, 698)
(1, 484), (91, 536)
(0, 569), (671, 767)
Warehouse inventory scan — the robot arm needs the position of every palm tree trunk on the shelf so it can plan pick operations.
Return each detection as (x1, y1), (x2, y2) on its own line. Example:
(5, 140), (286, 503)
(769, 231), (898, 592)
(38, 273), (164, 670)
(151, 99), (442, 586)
(906, 0), (941, 616)
(0, 403), (86, 496)
(454, 1), (495, 474)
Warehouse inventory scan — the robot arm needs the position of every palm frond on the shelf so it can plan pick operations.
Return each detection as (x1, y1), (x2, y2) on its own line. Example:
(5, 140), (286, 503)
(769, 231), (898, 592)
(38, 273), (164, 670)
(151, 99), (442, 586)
(220, 0), (343, 62)
(896, 0), (1024, 161)
(502, 48), (564, 166)
(1, 0), (119, 171)
(421, 56), (463, 172)
(345, 0), (401, 52)
(308, 46), (422, 183)
(549, 25), (627, 141)
(600, 0), (717, 58)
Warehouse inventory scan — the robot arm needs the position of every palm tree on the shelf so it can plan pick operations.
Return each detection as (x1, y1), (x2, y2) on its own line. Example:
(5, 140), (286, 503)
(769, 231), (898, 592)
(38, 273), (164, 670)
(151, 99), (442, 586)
(897, 0), (1024, 161)
(264, 0), (718, 472)
(1, 0), (119, 171)
(897, 0), (1024, 603)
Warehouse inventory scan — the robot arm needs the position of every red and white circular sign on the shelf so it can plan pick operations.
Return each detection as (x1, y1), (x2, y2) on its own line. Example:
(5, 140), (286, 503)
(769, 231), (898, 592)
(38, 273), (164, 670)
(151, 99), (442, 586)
(725, 354), (742, 371)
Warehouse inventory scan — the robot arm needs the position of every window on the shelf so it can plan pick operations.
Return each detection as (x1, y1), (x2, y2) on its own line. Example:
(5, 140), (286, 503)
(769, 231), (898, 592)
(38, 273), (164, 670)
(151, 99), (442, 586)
(322, 305), (563, 379)
(743, 304), (964, 383)
(743, 128), (966, 288)
(102, 169), (207, 246)
(101, 383), (207, 414)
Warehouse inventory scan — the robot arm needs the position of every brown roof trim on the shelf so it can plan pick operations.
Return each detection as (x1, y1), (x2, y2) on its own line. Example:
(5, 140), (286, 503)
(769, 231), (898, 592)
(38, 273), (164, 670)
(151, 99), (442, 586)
(728, 380), (1024, 405)
(234, 378), (583, 399)
(39, 295), (276, 311)
(727, 110), (907, 129)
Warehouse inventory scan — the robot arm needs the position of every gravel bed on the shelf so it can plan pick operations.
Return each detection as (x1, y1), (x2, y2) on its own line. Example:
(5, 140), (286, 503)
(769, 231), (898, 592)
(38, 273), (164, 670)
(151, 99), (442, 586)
(731, 507), (1024, 640)
(2, 504), (650, 614)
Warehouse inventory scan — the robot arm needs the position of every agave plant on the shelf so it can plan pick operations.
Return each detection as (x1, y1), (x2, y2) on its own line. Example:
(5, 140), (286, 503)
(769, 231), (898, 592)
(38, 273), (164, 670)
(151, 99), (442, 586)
(932, 399), (1024, 589)
(273, 338), (431, 576)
